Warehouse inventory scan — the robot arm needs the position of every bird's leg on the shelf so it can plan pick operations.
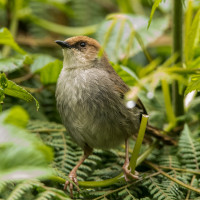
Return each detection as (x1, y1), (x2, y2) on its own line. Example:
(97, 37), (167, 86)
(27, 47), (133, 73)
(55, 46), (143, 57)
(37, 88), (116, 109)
(64, 145), (92, 198)
(122, 138), (139, 182)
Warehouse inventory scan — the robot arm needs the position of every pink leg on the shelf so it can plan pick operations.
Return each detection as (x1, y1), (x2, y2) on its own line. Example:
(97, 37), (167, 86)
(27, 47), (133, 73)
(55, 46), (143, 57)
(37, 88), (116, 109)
(64, 146), (92, 198)
(122, 138), (139, 181)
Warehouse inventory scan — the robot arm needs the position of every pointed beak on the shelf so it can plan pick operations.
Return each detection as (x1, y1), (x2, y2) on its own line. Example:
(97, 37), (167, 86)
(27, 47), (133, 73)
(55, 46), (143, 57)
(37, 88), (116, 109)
(55, 40), (71, 48)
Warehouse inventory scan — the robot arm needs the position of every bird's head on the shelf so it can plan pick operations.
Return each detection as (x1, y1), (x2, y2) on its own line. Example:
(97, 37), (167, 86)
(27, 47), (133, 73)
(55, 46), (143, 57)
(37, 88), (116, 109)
(55, 36), (105, 69)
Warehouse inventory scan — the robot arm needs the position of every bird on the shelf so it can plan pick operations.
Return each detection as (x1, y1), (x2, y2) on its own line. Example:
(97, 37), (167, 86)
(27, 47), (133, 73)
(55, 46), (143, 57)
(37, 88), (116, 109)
(55, 36), (175, 196)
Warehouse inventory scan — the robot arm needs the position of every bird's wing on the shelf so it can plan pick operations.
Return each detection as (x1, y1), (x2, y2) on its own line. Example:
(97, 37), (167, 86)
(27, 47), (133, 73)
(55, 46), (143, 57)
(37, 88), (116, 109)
(106, 62), (147, 115)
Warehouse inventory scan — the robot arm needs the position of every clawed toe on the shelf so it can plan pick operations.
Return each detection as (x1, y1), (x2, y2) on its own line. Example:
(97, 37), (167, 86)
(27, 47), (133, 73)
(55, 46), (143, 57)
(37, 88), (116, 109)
(64, 173), (80, 198)
(123, 165), (140, 182)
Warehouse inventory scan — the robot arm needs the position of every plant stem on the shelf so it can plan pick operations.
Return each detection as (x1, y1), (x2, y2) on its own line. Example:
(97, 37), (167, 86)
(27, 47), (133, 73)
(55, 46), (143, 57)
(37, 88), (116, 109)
(129, 114), (149, 173)
(29, 15), (98, 36)
(161, 80), (176, 129)
(186, 175), (196, 200)
(93, 172), (160, 200)
(116, 0), (132, 13)
(147, 162), (200, 176)
(172, 0), (184, 116)
(98, 18), (117, 57)
(51, 140), (156, 187)
(135, 33), (152, 63)
(2, 0), (22, 57)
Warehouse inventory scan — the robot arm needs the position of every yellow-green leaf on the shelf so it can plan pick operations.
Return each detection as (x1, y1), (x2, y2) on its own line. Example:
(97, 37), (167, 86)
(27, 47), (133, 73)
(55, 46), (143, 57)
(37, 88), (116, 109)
(0, 106), (29, 128)
(148, 0), (162, 29)
(185, 75), (200, 95)
(40, 60), (62, 85)
(0, 28), (26, 55)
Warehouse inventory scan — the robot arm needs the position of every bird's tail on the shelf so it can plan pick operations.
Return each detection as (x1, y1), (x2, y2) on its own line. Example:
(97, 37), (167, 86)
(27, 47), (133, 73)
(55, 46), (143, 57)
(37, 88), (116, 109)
(146, 125), (177, 145)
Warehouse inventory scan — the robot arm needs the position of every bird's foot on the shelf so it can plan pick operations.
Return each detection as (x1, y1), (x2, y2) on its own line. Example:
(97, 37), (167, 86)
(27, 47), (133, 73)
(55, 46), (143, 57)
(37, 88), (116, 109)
(122, 163), (140, 182)
(64, 171), (80, 198)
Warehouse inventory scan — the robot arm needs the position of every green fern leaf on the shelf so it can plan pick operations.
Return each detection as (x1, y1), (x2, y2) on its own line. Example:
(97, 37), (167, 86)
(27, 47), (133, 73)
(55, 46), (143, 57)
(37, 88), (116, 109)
(158, 155), (181, 168)
(7, 180), (37, 200)
(144, 177), (178, 200)
(178, 124), (200, 170)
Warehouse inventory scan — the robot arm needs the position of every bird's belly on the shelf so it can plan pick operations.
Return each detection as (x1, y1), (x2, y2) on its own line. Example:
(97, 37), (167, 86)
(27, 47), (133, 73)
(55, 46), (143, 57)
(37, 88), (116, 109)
(57, 92), (126, 149)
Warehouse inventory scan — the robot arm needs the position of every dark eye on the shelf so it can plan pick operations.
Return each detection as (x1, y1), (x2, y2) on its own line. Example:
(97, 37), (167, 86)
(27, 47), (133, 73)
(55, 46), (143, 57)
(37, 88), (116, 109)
(80, 42), (86, 47)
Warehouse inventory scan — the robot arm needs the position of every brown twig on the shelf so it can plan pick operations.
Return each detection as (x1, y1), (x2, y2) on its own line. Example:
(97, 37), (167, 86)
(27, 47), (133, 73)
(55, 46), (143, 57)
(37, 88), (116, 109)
(152, 164), (200, 176)
(11, 73), (33, 84)
(145, 161), (200, 194)
(185, 175), (196, 200)
(23, 85), (44, 93)
(30, 128), (66, 132)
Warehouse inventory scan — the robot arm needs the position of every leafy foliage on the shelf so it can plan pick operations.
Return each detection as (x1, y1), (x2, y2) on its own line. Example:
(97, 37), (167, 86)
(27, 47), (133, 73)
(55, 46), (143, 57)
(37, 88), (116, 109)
(96, 14), (168, 62)
(39, 60), (62, 85)
(1, 0), (200, 199)
(0, 75), (39, 110)
(0, 28), (26, 55)
(0, 107), (53, 182)
(185, 75), (200, 95)
(0, 55), (33, 73)
(2, 119), (200, 199)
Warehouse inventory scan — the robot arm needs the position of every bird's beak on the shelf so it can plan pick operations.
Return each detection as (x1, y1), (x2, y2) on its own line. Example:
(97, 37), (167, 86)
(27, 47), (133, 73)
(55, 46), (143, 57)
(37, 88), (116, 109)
(55, 40), (71, 48)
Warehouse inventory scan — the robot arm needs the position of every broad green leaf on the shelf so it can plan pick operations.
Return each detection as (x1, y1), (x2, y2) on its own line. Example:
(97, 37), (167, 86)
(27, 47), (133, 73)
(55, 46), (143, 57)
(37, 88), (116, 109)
(40, 60), (62, 85)
(96, 14), (168, 62)
(0, 28), (26, 55)
(185, 75), (200, 95)
(4, 80), (39, 110)
(30, 54), (56, 73)
(0, 55), (33, 72)
(0, 106), (29, 128)
(148, 0), (162, 29)
(0, 121), (53, 181)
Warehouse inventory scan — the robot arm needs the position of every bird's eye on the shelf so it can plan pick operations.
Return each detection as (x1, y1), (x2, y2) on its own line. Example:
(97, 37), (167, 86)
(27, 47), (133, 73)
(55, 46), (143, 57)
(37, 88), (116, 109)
(80, 42), (86, 47)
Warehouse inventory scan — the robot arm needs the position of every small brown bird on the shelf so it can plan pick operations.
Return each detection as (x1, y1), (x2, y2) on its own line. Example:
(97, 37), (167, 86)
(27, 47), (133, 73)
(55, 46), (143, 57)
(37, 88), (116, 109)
(55, 36), (174, 196)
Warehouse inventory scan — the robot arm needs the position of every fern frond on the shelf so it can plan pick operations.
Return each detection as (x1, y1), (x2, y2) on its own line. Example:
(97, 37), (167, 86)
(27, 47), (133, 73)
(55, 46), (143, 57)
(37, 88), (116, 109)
(163, 179), (184, 199)
(36, 187), (70, 200)
(158, 155), (181, 168)
(2, 179), (70, 200)
(118, 188), (138, 200)
(186, 175), (199, 200)
(144, 176), (182, 200)
(178, 124), (200, 170)
(0, 181), (9, 193)
(36, 191), (56, 200)
(28, 121), (108, 183)
(7, 180), (38, 200)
